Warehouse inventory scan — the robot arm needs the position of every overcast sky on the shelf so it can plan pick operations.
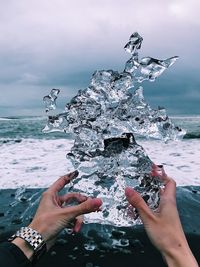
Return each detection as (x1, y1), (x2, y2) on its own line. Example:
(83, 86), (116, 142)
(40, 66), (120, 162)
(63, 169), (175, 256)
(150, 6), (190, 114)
(0, 0), (200, 116)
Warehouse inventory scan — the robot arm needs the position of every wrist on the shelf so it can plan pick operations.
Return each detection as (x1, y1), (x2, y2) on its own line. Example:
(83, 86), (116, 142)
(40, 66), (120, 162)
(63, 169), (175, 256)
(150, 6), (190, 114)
(9, 226), (47, 263)
(28, 219), (55, 250)
(162, 245), (198, 267)
(12, 237), (34, 260)
(28, 220), (48, 242)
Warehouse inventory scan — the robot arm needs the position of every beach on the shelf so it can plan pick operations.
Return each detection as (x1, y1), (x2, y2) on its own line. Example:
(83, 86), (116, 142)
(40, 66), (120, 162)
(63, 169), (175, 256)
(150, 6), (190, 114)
(0, 187), (199, 267)
(0, 116), (200, 266)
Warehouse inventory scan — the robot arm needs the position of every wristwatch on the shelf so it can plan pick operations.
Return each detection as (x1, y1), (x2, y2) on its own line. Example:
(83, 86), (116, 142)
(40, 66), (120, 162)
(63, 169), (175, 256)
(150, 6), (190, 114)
(9, 227), (47, 263)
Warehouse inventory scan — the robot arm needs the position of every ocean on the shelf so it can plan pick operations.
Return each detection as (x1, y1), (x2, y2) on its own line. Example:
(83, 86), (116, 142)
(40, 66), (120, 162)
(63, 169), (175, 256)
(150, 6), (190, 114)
(0, 115), (200, 266)
(0, 115), (200, 188)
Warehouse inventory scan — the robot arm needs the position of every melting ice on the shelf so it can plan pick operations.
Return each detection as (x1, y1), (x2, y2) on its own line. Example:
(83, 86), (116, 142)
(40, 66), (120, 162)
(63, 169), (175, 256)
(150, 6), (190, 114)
(43, 32), (185, 226)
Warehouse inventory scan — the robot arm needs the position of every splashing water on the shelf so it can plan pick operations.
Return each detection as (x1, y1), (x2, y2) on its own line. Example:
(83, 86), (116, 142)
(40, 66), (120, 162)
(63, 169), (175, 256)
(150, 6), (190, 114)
(43, 32), (185, 226)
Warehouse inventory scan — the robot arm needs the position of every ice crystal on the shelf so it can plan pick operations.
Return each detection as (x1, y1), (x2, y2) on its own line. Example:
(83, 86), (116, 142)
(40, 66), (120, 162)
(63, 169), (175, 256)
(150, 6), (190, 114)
(43, 33), (185, 226)
(43, 89), (60, 112)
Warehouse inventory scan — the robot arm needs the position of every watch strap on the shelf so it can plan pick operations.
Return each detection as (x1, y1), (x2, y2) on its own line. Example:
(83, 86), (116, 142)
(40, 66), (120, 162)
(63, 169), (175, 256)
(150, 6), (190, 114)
(8, 227), (47, 263)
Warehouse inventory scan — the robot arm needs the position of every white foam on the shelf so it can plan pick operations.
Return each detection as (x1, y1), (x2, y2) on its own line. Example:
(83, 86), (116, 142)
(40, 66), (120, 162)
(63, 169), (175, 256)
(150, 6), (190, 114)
(0, 139), (73, 188)
(140, 139), (200, 186)
(0, 118), (12, 121)
(0, 138), (199, 189)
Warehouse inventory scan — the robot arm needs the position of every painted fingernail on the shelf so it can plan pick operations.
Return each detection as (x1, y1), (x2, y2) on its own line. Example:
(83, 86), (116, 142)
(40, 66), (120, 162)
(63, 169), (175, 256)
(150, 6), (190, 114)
(68, 170), (79, 178)
(157, 165), (163, 168)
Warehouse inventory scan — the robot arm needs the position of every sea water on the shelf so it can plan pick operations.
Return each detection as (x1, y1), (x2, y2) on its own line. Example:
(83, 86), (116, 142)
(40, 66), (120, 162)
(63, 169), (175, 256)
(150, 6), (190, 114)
(0, 115), (199, 189)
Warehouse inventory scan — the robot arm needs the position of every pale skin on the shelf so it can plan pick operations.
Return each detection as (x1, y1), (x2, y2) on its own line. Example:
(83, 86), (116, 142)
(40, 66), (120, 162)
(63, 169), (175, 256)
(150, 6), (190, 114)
(12, 167), (198, 266)
(125, 164), (198, 267)
(12, 170), (102, 260)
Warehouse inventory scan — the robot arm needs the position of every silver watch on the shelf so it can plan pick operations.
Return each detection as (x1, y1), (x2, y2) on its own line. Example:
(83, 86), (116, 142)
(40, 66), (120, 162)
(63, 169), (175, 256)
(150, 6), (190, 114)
(9, 227), (47, 262)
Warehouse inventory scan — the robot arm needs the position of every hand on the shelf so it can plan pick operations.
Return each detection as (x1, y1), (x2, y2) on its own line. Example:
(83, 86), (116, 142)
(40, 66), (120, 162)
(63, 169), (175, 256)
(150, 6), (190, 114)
(125, 165), (198, 267)
(12, 171), (102, 259)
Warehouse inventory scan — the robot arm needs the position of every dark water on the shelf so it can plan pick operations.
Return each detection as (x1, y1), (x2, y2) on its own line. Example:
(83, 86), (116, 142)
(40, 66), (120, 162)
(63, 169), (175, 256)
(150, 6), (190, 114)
(0, 116), (71, 141)
(0, 116), (199, 141)
(171, 116), (200, 139)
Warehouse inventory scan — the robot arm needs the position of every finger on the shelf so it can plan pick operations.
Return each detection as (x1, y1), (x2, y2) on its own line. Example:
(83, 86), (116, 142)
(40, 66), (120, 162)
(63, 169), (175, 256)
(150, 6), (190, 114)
(65, 198), (102, 218)
(73, 216), (84, 232)
(160, 168), (170, 183)
(48, 170), (79, 193)
(151, 163), (161, 171)
(151, 163), (162, 171)
(151, 165), (170, 183)
(159, 187), (165, 196)
(162, 178), (176, 199)
(59, 193), (87, 205)
(125, 187), (154, 222)
(151, 164), (164, 177)
(159, 178), (177, 216)
(153, 165), (176, 197)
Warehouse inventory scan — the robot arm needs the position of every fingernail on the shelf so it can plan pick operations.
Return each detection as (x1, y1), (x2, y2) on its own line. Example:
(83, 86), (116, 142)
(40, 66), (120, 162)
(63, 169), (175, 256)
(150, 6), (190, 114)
(68, 170), (79, 179)
(157, 165), (163, 168)
(93, 198), (102, 208)
(74, 223), (82, 233)
(125, 187), (134, 197)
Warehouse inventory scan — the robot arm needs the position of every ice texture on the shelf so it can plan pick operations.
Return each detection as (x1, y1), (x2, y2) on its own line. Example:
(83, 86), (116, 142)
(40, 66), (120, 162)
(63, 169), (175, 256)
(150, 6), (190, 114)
(43, 89), (60, 112)
(43, 32), (185, 226)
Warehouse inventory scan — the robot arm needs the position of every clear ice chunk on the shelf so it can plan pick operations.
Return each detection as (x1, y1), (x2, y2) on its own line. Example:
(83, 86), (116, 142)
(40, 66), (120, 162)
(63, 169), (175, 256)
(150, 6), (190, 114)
(137, 56), (179, 82)
(124, 57), (140, 73)
(68, 134), (161, 226)
(42, 113), (69, 133)
(43, 88), (60, 112)
(43, 33), (186, 226)
(124, 32), (143, 55)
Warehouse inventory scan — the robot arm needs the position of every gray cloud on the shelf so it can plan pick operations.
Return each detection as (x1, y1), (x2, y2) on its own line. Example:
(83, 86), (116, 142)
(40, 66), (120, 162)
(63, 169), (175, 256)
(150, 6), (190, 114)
(0, 0), (200, 116)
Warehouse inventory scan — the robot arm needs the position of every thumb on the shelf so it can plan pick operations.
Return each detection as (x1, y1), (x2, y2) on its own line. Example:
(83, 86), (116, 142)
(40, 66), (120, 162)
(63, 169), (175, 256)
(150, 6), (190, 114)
(125, 187), (154, 223)
(66, 198), (102, 218)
